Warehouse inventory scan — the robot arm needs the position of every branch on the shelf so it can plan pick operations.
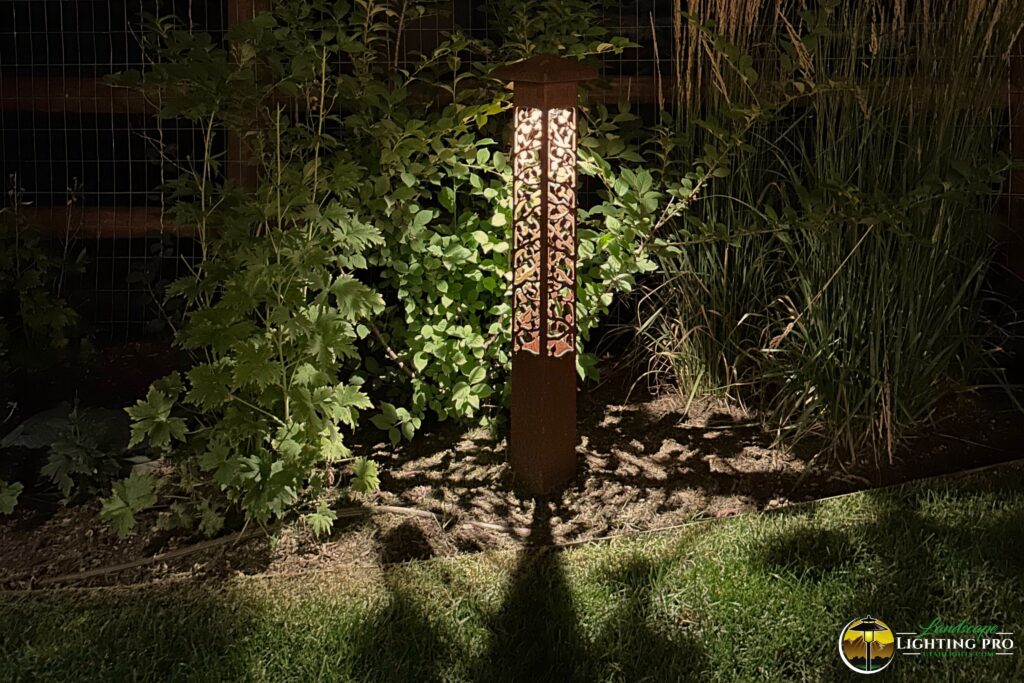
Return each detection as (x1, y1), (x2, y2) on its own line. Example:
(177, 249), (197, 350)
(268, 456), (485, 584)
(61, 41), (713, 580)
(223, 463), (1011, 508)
(366, 319), (416, 380)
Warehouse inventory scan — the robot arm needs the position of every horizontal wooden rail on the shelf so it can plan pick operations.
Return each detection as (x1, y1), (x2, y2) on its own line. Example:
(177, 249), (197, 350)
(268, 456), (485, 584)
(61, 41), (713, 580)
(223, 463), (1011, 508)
(0, 75), (659, 114)
(17, 206), (191, 238)
(7, 68), (1016, 240)
(6, 74), (1012, 115)
(0, 77), (148, 114)
(588, 75), (659, 105)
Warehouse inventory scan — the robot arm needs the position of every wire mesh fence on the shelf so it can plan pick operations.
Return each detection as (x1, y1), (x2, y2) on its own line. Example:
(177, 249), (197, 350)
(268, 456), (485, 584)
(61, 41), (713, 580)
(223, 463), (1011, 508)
(0, 0), (228, 341)
(0, 0), (1018, 342)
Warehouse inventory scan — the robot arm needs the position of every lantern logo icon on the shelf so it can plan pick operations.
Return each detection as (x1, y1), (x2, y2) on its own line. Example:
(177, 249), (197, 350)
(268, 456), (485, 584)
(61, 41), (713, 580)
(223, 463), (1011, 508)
(839, 616), (896, 674)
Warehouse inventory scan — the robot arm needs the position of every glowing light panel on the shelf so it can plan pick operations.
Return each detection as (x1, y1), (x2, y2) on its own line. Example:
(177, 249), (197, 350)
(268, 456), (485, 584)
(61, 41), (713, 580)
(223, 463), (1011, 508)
(512, 107), (576, 358)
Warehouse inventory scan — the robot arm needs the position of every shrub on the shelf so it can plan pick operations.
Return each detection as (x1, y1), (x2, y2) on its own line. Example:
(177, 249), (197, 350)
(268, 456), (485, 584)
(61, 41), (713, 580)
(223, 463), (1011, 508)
(112, 0), (652, 535)
(0, 181), (83, 394)
(1, 404), (133, 502)
(0, 175), (86, 514)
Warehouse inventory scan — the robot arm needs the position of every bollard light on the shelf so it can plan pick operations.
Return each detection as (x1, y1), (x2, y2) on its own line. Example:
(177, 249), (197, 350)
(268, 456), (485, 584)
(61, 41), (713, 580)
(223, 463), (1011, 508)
(495, 55), (596, 495)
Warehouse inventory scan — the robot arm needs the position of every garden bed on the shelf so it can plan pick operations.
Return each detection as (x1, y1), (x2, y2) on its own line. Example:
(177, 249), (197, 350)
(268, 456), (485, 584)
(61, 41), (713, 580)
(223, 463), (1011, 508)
(1, 369), (1020, 589)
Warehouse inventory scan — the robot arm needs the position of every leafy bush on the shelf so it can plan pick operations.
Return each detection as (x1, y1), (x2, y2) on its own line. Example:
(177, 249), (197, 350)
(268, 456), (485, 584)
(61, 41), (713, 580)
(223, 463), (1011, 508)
(111, 0), (652, 535)
(1, 404), (133, 502)
(0, 195), (80, 352)
(0, 181), (83, 395)
(0, 177), (87, 514)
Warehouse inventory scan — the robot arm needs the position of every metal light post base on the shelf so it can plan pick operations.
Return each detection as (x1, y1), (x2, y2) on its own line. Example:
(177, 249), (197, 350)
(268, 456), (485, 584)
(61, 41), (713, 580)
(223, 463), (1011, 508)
(510, 352), (577, 494)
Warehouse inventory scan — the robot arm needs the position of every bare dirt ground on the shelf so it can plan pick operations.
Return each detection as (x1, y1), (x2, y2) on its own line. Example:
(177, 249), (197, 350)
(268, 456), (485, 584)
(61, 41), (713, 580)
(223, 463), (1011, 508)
(1, 371), (1020, 588)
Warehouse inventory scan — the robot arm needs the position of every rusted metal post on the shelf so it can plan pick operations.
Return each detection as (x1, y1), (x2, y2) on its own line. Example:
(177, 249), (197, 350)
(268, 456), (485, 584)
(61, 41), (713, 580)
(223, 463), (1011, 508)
(496, 56), (596, 495)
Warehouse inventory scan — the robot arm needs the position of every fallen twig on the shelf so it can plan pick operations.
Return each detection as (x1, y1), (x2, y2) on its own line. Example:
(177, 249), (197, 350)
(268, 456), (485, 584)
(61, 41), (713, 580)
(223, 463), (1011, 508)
(462, 519), (532, 537)
(368, 504), (436, 519)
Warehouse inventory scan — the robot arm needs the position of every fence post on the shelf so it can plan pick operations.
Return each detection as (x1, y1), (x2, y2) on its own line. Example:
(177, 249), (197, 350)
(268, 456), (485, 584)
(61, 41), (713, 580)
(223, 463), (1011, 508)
(226, 0), (270, 189)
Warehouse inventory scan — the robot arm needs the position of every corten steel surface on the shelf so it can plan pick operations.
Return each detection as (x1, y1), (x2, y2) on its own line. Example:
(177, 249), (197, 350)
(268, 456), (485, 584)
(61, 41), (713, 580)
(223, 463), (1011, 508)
(496, 55), (596, 495)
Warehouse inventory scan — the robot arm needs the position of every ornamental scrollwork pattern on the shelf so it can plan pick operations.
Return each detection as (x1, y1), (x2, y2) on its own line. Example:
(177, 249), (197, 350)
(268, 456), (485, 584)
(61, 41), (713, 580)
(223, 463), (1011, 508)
(512, 107), (543, 355)
(545, 107), (576, 358)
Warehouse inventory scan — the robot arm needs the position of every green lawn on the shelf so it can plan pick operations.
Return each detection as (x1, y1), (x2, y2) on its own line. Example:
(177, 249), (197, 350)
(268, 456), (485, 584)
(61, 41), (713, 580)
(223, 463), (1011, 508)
(2, 464), (1023, 682)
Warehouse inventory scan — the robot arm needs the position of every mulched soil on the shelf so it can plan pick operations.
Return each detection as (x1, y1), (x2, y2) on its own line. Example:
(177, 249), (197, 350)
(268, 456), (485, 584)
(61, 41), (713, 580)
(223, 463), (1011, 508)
(1, 367), (1021, 589)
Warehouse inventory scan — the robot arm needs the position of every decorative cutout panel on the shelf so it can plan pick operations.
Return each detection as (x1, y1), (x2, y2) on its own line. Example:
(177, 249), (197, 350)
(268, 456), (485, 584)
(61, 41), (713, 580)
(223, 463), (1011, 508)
(545, 107), (576, 358)
(512, 107), (543, 355)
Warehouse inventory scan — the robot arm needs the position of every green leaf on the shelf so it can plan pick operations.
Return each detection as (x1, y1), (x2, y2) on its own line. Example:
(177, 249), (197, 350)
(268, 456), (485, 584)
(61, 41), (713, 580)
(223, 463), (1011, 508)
(100, 472), (158, 538)
(41, 448), (79, 499)
(292, 363), (322, 387)
(126, 386), (174, 423)
(126, 386), (187, 450)
(576, 352), (600, 381)
(199, 502), (225, 537)
(350, 457), (380, 493)
(330, 383), (373, 429)
(119, 471), (158, 509)
(0, 480), (22, 515)
(332, 276), (385, 318)
(439, 187), (456, 213)
(370, 413), (393, 431)
(412, 352), (429, 372)
(186, 364), (233, 409)
(304, 503), (337, 538)
(100, 495), (133, 537)
(233, 342), (277, 389)
(467, 365), (486, 385)
(413, 209), (432, 228)
(400, 421), (415, 441)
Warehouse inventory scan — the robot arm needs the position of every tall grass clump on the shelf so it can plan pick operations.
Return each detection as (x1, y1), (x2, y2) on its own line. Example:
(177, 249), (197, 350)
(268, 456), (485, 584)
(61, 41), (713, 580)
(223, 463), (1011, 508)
(642, 0), (1023, 465)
